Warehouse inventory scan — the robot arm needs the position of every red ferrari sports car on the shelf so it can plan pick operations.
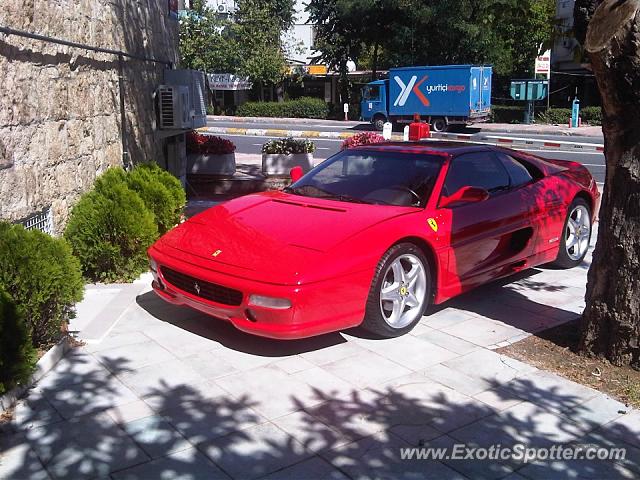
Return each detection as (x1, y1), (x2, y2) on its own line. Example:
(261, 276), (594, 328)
(148, 142), (599, 339)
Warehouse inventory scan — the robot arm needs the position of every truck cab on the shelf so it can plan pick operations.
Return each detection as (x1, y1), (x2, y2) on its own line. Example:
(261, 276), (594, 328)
(361, 80), (388, 130)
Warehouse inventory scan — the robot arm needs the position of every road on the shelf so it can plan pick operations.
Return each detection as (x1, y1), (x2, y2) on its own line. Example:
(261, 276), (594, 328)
(219, 133), (607, 184)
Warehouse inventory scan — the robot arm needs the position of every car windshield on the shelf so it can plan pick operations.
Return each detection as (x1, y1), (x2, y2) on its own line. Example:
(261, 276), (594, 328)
(285, 150), (443, 207)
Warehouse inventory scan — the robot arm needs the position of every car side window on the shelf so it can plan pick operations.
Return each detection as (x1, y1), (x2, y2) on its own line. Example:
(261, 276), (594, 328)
(443, 152), (510, 197)
(497, 153), (533, 188)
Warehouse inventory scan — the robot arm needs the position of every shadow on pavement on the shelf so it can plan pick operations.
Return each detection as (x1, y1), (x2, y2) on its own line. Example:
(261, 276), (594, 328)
(1, 347), (638, 479)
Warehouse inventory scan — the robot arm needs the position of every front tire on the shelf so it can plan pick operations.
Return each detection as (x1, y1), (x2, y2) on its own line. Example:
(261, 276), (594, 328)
(431, 117), (447, 133)
(373, 114), (386, 131)
(552, 198), (592, 269)
(362, 243), (432, 337)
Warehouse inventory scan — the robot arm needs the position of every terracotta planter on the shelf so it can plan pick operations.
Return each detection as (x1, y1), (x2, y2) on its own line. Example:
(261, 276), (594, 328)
(187, 153), (236, 175)
(262, 153), (313, 175)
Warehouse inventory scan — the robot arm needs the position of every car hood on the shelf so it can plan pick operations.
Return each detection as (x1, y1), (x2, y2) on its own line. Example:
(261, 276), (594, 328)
(157, 191), (414, 284)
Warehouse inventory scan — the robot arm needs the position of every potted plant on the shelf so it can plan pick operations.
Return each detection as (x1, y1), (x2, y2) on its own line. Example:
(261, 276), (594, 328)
(341, 131), (386, 150)
(186, 131), (236, 175)
(261, 137), (316, 175)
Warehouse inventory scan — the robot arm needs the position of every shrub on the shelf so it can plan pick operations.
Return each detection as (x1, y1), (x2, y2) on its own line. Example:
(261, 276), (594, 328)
(581, 106), (602, 126)
(536, 108), (572, 125)
(262, 137), (316, 154)
(490, 105), (525, 124)
(0, 222), (84, 347)
(237, 97), (329, 119)
(341, 131), (385, 150)
(126, 164), (186, 234)
(186, 132), (236, 155)
(65, 168), (158, 283)
(0, 287), (37, 394)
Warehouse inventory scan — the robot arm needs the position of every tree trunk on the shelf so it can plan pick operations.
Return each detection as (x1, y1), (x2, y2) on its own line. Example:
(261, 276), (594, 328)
(372, 41), (379, 81)
(579, 0), (640, 368)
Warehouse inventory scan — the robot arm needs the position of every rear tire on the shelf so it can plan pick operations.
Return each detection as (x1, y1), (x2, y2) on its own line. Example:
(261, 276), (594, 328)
(551, 198), (592, 269)
(431, 117), (447, 132)
(362, 243), (432, 337)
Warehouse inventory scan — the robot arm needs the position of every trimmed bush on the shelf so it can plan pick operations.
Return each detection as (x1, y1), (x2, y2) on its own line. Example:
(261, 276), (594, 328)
(490, 105), (525, 124)
(186, 132), (236, 155)
(0, 287), (37, 394)
(237, 97), (329, 119)
(536, 108), (572, 125)
(581, 106), (602, 126)
(126, 164), (186, 234)
(0, 222), (84, 347)
(65, 168), (158, 283)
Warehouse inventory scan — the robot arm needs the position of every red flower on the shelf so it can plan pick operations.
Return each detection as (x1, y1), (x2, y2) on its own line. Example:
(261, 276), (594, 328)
(341, 132), (386, 150)
(186, 131), (236, 155)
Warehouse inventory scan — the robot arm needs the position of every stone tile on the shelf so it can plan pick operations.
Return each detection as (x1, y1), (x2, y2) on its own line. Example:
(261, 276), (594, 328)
(322, 350), (412, 389)
(601, 410), (640, 449)
(116, 358), (209, 398)
(422, 363), (492, 396)
(564, 394), (627, 430)
(422, 308), (477, 330)
(443, 350), (537, 386)
(322, 432), (466, 480)
(105, 400), (156, 424)
(0, 436), (51, 480)
(441, 317), (525, 348)
(180, 350), (239, 380)
(206, 347), (280, 372)
(142, 380), (228, 413)
(518, 458), (636, 479)
(200, 422), (310, 480)
(261, 455), (349, 480)
(359, 335), (460, 371)
(122, 415), (191, 459)
(143, 324), (219, 358)
(96, 340), (176, 372)
(111, 447), (230, 480)
(389, 422), (443, 447)
(299, 341), (366, 367)
(291, 367), (356, 404)
(83, 331), (151, 354)
(40, 376), (139, 419)
(272, 410), (349, 453)
(11, 392), (64, 431)
(161, 397), (266, 444)
(24, 413), (148, 480)
(35, 349), (114, 390)
(273, 356), (316, 375)
(417, 329), (481, 355)
(408, 321), (435, 337)
(473, 387), (524, 411)
(574, 430), (640, 476)
(215, 365), (321, 420)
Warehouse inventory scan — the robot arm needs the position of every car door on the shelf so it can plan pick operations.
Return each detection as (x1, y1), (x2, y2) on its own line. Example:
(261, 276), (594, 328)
(437, 150), (535, 288)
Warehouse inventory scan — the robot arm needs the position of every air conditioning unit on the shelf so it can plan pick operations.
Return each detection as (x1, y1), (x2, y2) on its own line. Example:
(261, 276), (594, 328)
(217, 4), (228, 13)
(157, 85), (192, 130)
(163, 69), (207, 129)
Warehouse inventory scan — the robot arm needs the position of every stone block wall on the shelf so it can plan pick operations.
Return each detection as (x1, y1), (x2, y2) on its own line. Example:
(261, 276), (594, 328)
(0, 0), (179, 234)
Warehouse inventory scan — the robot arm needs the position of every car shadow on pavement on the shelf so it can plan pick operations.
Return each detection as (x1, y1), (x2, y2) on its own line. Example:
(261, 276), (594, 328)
(135, 291), (348, 357)
(1, 346), (638, 479)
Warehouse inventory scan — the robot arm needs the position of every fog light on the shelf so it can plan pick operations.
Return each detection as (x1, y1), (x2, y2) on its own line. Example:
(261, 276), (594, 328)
(248, 295), (291, 310)
(149, 256), (158, 272)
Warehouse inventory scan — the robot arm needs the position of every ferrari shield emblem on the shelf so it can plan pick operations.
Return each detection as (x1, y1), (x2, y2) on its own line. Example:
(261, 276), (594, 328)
(212, 249), (222, 257)
(427, 218), (438, 232)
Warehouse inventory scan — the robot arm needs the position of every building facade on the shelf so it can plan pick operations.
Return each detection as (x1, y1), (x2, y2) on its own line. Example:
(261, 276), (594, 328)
(0, 0), (180, 234)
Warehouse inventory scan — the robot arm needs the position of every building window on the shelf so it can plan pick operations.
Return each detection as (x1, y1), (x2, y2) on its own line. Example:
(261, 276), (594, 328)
(19, 207), (54, 235)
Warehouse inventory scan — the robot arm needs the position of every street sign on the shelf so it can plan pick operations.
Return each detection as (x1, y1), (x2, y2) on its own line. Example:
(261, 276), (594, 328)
(535, 50), (551, 77)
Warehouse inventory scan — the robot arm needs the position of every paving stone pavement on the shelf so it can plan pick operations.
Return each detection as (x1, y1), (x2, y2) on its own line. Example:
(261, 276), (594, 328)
(2, 230), (639, 480)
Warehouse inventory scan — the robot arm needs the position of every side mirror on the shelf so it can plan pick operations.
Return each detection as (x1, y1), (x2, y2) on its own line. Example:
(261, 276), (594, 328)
(289, 166), (304, 183)
(440, 186), (490, 208)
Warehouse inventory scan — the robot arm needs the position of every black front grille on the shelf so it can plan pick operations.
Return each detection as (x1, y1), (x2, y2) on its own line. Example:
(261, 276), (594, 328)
(161, 266), (243, 306)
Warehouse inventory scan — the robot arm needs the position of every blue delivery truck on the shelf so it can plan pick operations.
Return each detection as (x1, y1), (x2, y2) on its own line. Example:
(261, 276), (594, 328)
(361, 65), (492, 132)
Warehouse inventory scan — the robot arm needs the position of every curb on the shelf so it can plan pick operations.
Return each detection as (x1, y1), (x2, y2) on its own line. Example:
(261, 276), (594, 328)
(207, 115), (362, 127)
(199, 126), (604, 153)
(0, 336), (73, 413)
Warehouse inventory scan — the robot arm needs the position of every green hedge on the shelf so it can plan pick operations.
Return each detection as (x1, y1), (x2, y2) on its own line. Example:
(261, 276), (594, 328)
(65, 168), (159, 283)
(237, 97), (329, 119)
(490, 105), (525, 124)
(126, 164), (185, 235)
(536, 108), (572, 125)
(0, 223), (84, 346)
(0, 287), (37, 394)
(581, 106), (602, 125)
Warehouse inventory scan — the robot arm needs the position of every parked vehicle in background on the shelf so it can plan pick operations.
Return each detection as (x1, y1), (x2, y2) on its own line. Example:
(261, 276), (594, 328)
(361, 65), (492, 132)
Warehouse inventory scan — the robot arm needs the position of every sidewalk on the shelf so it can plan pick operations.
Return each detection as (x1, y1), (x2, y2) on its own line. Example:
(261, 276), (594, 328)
(1, 227), (638, 479)
(207, 115), (603, 138)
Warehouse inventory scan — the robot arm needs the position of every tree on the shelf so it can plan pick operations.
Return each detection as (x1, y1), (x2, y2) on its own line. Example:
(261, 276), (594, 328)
(179, 1), (238, 73)
(578, 0), (640, 368)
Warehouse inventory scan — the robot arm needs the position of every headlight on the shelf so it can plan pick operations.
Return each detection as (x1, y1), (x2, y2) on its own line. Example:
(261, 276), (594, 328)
(248, 294), (292, 310)
(149, 256), (158, 272)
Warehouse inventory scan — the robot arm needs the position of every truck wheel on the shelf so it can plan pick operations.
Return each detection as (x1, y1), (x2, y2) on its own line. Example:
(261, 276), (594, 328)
(373, 115), (386, 131)
(431, 118), (447, 132)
